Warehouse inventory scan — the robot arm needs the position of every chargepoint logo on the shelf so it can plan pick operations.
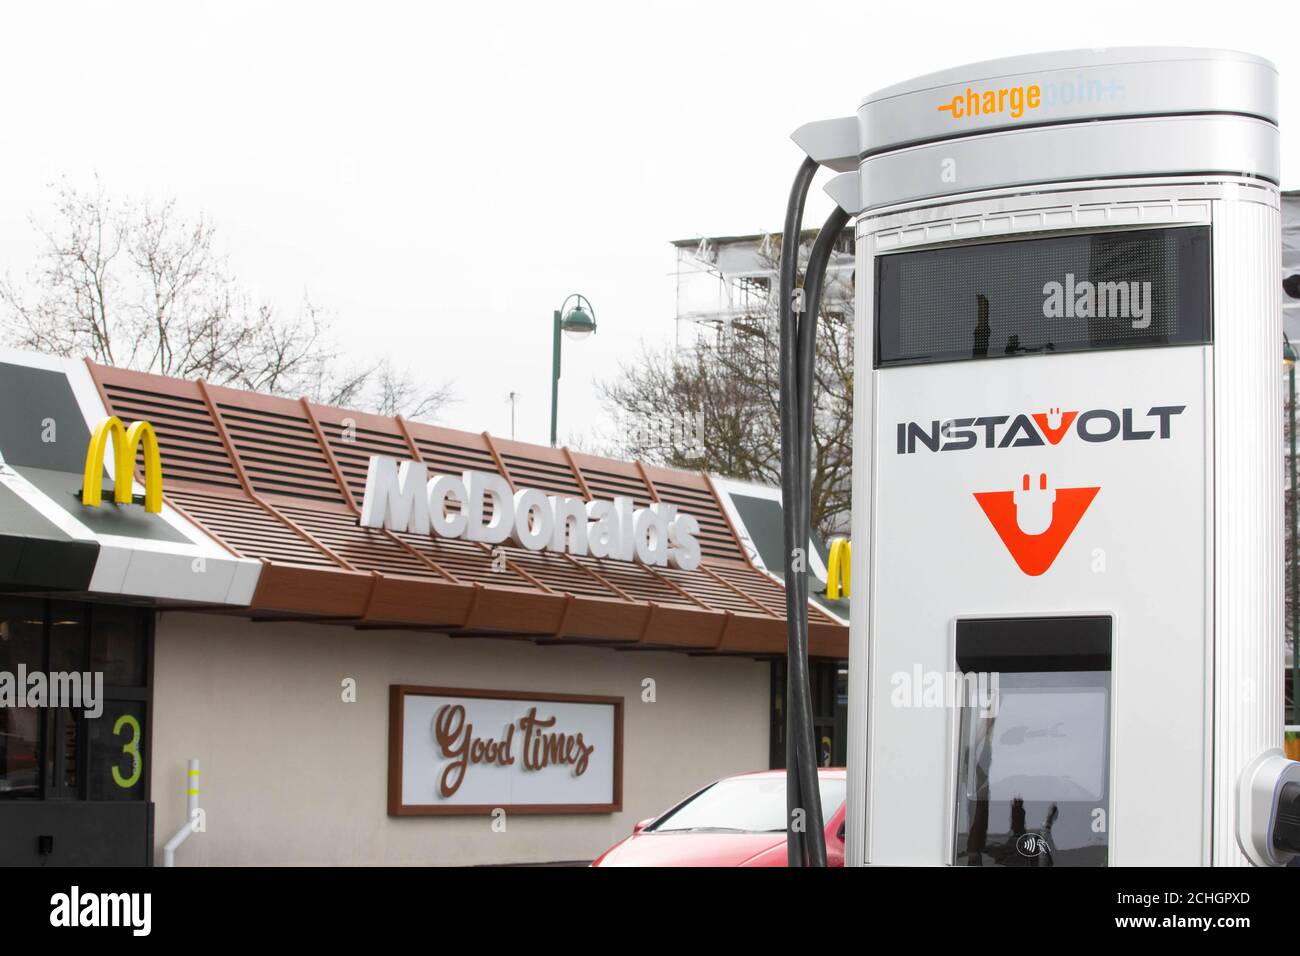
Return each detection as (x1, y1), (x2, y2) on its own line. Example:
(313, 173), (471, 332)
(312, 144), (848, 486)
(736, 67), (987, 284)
(937, 83), (1041, 120)
(935, 75), (1125, 122)
(974, 472), (1100, 576)
(896, 404), (1184, 454)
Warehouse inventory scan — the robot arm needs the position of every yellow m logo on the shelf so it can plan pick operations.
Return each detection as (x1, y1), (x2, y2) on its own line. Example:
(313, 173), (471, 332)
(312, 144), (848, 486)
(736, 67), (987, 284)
(826, 538), (851, 600)
(82, 417), (163, 513)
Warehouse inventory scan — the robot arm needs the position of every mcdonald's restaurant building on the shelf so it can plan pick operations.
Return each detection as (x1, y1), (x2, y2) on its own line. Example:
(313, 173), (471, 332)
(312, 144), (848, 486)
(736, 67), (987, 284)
(0, 348), (848, 866)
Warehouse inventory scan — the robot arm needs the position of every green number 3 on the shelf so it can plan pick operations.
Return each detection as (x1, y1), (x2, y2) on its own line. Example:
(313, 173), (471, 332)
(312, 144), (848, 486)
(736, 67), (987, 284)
(112, 714), (142, 789)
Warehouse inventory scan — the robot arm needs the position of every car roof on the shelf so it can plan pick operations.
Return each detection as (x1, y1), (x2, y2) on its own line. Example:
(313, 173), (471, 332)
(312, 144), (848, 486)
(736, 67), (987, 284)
(727, 768), (847, 780)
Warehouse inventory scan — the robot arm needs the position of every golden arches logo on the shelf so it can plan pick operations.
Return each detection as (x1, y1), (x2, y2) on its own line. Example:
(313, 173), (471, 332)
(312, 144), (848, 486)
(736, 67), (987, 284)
(826, 538), (851, 601)
(81, 417), (163, 513)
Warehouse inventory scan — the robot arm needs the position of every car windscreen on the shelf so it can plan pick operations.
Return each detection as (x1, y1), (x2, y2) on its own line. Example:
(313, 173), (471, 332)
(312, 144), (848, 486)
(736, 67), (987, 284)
(648, 776), (846, 833)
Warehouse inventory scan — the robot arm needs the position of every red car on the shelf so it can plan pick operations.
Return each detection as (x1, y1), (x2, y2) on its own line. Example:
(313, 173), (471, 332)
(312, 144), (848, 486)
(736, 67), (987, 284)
(591, 768), (846, 867)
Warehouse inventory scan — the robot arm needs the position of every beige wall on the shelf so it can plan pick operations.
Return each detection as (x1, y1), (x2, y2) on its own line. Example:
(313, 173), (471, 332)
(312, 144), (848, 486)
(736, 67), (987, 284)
(150, 611), (770, 865)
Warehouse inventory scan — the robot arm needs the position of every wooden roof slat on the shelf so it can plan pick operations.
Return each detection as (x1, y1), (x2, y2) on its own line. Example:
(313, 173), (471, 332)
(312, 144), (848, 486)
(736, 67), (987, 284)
(639, 562), (708, 610)
(635, 460), (661, 503)
(480, 431), (515, 492)
(471, 541), (552, 594)
(196, 378), (354, 571)
(698, 563), (778, 617)
(301, 398), (460, 585)
(561, 553), (634, 602)
(561, 445), (593, 500)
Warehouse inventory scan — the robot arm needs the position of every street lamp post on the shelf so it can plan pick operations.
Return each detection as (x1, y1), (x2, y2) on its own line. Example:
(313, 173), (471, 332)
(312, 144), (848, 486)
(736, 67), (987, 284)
(1287, 335), (1298, 726)
(550, 293), (597, 447)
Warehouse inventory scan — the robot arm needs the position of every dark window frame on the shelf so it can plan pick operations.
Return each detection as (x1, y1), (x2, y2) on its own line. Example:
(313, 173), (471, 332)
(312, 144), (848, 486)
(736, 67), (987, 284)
(770, 660), (849, 769)
(0, 596), (152, 805)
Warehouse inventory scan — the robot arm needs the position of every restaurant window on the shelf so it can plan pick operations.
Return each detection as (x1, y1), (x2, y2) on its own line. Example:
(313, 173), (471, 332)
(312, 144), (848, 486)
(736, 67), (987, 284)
(0, 597), (152, 803)
(0, 598), (43, 797)
(770, 661), (848, 769)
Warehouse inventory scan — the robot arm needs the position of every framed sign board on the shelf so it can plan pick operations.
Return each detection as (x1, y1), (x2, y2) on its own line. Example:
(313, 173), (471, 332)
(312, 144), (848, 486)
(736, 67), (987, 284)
(388, 685), (623, 816)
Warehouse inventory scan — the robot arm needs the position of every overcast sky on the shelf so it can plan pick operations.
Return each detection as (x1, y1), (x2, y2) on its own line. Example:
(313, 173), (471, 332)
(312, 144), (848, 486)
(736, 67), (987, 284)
(1, 1), (1295, 448)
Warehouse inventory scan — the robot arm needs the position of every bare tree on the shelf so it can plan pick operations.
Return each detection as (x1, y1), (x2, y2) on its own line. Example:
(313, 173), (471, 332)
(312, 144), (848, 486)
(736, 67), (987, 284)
(0, 179), (452, 421)
(366, 358), (455, 420)
(599, 232), (854, 538)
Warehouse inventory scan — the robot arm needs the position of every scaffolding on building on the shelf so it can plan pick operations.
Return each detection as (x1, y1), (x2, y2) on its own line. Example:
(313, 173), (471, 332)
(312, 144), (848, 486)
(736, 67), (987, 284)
(671, 229), (856, 349)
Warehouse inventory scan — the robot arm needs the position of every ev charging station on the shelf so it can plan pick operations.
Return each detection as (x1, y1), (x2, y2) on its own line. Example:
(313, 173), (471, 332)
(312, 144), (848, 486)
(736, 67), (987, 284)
(789, 48), (1296, 866)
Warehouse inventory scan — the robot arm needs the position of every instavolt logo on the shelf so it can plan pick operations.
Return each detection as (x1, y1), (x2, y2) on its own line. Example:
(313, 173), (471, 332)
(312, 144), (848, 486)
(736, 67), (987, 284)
(893, 399), (1186, 574)
(896, 404), (1184, 454)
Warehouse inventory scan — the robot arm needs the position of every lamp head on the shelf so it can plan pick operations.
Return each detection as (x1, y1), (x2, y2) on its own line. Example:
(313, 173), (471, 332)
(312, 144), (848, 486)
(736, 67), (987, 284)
(561, 305), (596, 340)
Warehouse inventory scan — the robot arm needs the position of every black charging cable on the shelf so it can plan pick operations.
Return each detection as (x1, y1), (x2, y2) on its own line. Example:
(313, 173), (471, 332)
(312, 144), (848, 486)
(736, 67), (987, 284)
(778, 155), (849, 867)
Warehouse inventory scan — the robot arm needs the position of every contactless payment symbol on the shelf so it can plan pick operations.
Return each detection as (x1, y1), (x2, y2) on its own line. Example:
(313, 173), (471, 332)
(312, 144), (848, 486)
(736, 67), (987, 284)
(1015, 833), (1049, 858)
(973, 473), (1099, 576)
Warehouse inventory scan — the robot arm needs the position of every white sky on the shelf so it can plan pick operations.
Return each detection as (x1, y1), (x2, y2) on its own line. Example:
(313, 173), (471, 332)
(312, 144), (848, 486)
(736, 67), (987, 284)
(1, 0), (1296, 448)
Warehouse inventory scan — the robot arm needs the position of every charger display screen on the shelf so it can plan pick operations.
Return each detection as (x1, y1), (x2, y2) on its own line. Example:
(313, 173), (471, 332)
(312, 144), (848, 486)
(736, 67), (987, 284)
(953, 616), (1111, 868)
(875, 225), (1212, 368)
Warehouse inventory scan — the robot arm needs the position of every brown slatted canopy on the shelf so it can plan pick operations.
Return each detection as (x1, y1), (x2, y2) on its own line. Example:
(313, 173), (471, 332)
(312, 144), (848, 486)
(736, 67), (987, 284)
(89, 361), (846, 659)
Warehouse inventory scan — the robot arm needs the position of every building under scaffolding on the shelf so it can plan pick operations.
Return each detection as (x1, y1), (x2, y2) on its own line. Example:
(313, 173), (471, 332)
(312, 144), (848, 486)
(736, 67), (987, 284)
(671, 228), (856, 348)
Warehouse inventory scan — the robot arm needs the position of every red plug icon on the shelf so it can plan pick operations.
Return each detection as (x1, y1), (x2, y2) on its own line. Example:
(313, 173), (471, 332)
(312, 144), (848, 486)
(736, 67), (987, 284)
(1012, 472), (1056, 535)
(974, 473), (1100, 576)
